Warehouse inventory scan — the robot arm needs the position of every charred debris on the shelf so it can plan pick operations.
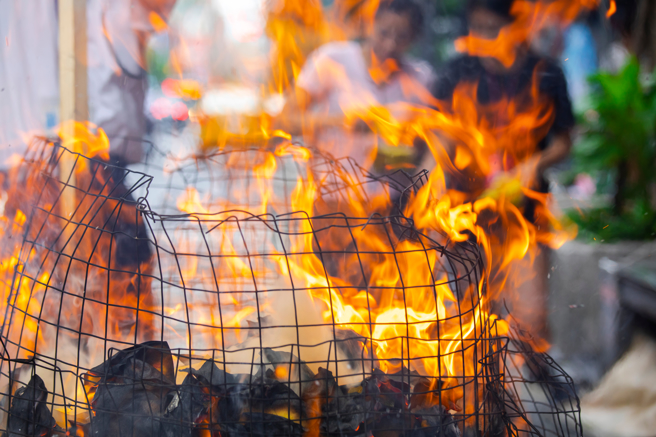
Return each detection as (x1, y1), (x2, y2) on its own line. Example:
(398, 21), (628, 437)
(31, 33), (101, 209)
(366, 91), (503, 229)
(4, 342), (462, 437)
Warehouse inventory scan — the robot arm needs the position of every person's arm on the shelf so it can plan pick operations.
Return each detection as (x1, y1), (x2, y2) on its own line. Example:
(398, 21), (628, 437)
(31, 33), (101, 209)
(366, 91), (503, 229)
(513, 130), (572, 189)
(514, 61), (575, 189)
(536, 130), (572, 173)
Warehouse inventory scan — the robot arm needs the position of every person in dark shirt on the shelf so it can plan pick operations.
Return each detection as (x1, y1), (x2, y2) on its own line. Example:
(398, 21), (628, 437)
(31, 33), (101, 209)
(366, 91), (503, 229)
(434, 0), (574, 212)
(433, 0), (575, 341)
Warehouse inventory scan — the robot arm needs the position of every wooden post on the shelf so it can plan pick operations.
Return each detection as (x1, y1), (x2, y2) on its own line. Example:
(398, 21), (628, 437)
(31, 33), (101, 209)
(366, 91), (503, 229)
(58, 0), (88, 228)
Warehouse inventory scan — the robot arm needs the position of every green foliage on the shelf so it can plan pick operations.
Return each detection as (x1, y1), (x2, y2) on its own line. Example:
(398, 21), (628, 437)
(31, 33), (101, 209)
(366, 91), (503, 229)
(437, 0), (464, 15)
(567, 203), (656, 243)
(146, 45), (170, 85)
(571, 57), (656, 241)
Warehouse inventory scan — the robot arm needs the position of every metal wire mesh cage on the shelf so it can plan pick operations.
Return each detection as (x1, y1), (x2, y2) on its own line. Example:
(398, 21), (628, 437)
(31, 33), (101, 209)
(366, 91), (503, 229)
(0, 136), (580, 437)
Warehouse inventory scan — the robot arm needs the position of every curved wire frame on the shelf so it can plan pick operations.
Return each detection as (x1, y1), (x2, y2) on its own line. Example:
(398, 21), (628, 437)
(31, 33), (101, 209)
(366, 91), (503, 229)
(0, 139), (580, 436)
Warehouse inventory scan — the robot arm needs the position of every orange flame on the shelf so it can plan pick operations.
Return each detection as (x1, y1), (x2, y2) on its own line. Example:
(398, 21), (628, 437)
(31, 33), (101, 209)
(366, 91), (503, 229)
(58, 121), (110, 168)
(606, 0), (617, 18)
(455, 0), (601, 68)
(0, 0), (582, 429)
(149, 11), (168, 32)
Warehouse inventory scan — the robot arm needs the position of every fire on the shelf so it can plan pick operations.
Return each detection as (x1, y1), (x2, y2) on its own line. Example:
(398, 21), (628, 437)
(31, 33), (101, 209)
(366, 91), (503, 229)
(0, 0), (582, 432)
(265, 0), (336, 93)
(277, 166), (486, 386)
(58, 121), (110, 170)
(177, 186), (210, 215)
(0, 131), (159, 412)
(606, 0), (617, 18)
(455, 0), (600, 68)
(161, 78), (202, 100)
(149, 11), (168, 33)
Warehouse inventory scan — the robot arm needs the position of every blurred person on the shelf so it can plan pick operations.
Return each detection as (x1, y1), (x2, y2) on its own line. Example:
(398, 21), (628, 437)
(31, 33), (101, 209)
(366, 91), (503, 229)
(530, 10), (599, 110)
(86, 0), (177, 267)
(88, 0), (177, 167)
(432, 0), (575, 341)
(278, 0), (435, 170)
(0, 0), (176, 170)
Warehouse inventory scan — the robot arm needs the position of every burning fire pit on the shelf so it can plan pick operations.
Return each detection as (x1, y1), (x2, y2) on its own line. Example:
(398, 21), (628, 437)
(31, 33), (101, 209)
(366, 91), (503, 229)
(0, 134), (580, 436)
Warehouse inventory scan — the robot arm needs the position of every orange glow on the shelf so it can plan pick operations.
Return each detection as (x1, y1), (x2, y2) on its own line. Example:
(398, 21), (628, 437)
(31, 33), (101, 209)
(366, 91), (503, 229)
(368, 53), (400, 85)
(454, 145), (473, 170)
(274, 365), (289, 380)
(58, 121), (110, 169)
(265, 0), (337, 93)
(177, 187), (210, 215)
(149, 11), (168, 32)
(253, 152), (278, 214)
(161, 78), (202, 100)
(455, 0), (601, 68)
(0, 0), (583, 430)
(13, 209), (26, 227)
(606, 0), (617, 18)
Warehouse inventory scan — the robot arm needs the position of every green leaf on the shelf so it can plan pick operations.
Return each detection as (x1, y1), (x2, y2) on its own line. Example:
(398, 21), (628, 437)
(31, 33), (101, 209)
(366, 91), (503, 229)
(574, 56), (656, 241)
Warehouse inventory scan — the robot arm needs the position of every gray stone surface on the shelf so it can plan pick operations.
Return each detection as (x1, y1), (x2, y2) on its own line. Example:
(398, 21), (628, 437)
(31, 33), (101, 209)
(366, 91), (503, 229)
(548, 240), (656, 375)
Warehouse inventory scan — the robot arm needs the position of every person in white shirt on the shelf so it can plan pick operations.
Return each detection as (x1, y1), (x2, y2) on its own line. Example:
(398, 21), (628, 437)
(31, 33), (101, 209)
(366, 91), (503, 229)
(279, 0), (435, 170)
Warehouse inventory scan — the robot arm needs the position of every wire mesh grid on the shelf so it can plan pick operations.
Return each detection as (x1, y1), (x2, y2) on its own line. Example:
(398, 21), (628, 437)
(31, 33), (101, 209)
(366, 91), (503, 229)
(0, 138), (580, 436)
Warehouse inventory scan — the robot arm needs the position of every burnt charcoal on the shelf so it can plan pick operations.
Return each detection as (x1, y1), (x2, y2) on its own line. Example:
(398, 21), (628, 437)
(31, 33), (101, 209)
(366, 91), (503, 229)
(161, 373), (210, 437)
(210, 378), (303, 435)
(67, 342), (480, 437)
(186, 359), (236, 387)
(89, 375), (170, 436)
(410, 406), (461, 437)
(66, 421), (90, 437)
(363, 406), (461, 437)
(303, 368), (369, 435)
(302, 367), (341, 433)
(216, 412), (303, 437)
(240, 412), (304, 437)
(262, 348), (315, 395)
(250, 379), (304, 419)
(208, 419), (250, 437)
(373, 371), (408, 411)
(334, 329), (371, 371)
(363, 372), (411, 437)
(407, 379), (461, 437)
(214, 384), (249, 425)
(369, 413), (413, 437)
(318, 370), (459, 436)
(85, 342), (175, 437)
(89, 341), (175, 385)
(386, 367), (424, 389)
(6, 374), (57, 437)
(410, 378), (463, 413)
